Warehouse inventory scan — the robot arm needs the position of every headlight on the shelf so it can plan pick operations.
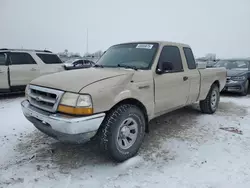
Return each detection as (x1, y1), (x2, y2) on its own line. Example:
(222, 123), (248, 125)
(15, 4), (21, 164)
(231, 76), (246, 81)
(58, 92), (93, 115)
(25, 84), (30, 99)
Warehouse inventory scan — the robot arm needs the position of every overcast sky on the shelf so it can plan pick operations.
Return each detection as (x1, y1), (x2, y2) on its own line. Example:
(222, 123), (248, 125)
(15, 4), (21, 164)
(0, 0), (250, 58)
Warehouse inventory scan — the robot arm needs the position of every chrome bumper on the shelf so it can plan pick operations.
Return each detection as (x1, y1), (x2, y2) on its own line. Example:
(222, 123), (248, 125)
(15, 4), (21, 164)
(21, 100), (105, 143)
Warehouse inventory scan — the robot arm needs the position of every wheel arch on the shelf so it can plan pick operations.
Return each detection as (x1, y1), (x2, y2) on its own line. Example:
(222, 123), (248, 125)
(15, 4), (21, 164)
(212, 80), (220, 89)
(108, 98), (149, 133)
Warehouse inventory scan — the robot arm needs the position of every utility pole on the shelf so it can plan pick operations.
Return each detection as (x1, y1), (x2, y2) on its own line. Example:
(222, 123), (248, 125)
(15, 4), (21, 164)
(86, 28), (88, 55)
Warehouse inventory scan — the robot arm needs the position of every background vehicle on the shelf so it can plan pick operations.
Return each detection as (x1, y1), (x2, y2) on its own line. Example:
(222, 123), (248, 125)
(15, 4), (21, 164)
(21, 41), (226, 162)
(63, 58), (95, 70)
(0, 49), (65, 93)
(214, 59), (250, 95)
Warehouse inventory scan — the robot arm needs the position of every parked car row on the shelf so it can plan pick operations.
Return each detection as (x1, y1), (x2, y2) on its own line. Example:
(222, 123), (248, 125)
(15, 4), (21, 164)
(1, 48), (249, 97)
(0, 48), (98, 93)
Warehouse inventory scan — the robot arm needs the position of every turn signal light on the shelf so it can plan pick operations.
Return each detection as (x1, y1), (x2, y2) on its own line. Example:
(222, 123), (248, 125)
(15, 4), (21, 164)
(58, 105), (93, 115)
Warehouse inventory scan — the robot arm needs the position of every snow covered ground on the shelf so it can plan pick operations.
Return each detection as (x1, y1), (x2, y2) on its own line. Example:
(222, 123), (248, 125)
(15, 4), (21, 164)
(0, 94), (250, 188)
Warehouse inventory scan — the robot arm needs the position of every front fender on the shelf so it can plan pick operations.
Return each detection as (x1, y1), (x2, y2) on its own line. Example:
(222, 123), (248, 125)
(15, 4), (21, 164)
(80, 70), (155, 119)
(112, 80), (155, 120)
(80, 81), (154, 120)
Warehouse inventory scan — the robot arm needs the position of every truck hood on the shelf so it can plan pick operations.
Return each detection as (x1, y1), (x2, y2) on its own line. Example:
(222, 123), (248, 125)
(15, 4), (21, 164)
(30, 68), (134, 93)
(227, 69), (249, 77)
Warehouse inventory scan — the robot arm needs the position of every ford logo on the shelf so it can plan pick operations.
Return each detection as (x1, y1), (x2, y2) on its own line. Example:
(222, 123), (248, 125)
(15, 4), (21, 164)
(35, 96), (42, 102)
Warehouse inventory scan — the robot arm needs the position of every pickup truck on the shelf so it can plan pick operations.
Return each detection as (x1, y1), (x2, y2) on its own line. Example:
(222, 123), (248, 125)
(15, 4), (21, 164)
(0, 49), (65, 93)
(21, 41), (226, 162)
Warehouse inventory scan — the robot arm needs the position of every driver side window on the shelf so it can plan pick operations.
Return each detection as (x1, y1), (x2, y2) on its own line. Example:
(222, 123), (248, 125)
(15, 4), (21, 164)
(158, 46), (183, 72)
(83, 60), (90, 65)
(0, 53), (7, 66)
(73, 60), (82, 66)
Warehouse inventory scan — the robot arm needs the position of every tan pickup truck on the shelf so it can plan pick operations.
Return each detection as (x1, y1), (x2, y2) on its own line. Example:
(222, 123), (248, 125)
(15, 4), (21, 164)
(21, 41), (226, 162)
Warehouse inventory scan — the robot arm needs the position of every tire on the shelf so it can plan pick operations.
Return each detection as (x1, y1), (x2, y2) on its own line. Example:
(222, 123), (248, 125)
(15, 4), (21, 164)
(199, 84), (220, 114)
(240, 80), (249, 96)
(98, 104), (146, 162)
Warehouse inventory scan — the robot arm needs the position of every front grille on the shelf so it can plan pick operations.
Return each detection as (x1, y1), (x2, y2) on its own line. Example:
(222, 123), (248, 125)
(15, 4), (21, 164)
(28, 85), (64, 112)
(228, 86), (241, 90)
(226, 77), (231, 83)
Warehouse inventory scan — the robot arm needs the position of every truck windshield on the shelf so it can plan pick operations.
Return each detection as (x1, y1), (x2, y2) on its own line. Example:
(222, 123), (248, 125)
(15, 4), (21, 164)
(95, 43), (159, 70)
(215, 60), (249, 70)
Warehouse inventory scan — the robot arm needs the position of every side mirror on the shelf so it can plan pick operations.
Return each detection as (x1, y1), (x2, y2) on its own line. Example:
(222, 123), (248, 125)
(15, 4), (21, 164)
(157, 61), (174, 74)
(156, 68), (163, 74)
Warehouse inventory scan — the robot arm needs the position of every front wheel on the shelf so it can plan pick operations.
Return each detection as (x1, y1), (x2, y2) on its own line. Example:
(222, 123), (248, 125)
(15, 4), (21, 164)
(200, 84), (220, 114)
(98, 104), (146, 162)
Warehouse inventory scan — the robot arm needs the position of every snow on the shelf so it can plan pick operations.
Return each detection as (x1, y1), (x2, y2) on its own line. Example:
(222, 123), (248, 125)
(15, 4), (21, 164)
(1, 94), (250, 188)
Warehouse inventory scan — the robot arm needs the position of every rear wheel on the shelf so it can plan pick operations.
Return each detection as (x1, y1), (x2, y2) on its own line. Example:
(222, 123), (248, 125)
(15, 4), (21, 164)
(240, 80), (249, 96)
(98, 104), (146, 162)
(200, 84), (220, 114)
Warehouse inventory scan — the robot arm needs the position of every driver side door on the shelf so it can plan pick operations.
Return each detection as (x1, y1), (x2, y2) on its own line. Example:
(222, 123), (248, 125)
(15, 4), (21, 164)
(154, 46), (190, 115)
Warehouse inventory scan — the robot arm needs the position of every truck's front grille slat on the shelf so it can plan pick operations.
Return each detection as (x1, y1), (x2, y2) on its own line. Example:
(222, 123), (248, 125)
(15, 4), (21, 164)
(28, 85), (64, 113)
(29, 92), (56, 104)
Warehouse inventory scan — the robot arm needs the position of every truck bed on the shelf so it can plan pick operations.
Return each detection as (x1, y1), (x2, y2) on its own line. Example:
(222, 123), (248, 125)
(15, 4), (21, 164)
(198, 67), (227, 100)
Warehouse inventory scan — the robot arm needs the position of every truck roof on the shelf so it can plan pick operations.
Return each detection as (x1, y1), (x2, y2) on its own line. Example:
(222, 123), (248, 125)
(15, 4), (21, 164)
(0, 48), (53, 54)
(115, 41), (191, 48)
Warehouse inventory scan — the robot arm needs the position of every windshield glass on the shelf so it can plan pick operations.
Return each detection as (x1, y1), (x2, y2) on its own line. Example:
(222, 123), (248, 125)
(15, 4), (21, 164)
(215, 60), (249, 70)
(95, 43), (159, 69)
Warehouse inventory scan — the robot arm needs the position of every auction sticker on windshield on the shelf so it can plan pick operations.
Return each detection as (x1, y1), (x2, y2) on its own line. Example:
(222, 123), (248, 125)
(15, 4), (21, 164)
(136, 44), (153, 49)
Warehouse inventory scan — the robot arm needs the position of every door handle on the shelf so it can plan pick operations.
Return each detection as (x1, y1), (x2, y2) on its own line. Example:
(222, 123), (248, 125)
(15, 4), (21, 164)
(30, 68), (37, 71)
(183, 76), (188, 81)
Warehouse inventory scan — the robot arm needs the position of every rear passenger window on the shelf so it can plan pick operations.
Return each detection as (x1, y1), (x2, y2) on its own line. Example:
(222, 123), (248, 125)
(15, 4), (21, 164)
(183, 47), (196, 69)
(73, 60), (82, 66)
(0, 53), (7, 65)
(10, 52), (36, 65)
(36, 53), (62, 64)
(158, 46), (183, 72)
(83, 60), (91, 65)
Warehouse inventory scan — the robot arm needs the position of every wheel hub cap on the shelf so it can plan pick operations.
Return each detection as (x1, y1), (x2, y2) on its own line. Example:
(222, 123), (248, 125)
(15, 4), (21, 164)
(211, 90), (218, 109)
(121, 126), (130, 137)
(117, 117), (138, 150)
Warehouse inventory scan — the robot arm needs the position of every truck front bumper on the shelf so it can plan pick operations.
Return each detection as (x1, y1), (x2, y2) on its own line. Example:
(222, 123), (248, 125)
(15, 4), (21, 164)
(21, 100), (105, 143)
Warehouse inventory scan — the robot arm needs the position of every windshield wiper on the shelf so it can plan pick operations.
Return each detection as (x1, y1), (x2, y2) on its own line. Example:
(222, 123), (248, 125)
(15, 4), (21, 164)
(117, 64), (138, 71)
